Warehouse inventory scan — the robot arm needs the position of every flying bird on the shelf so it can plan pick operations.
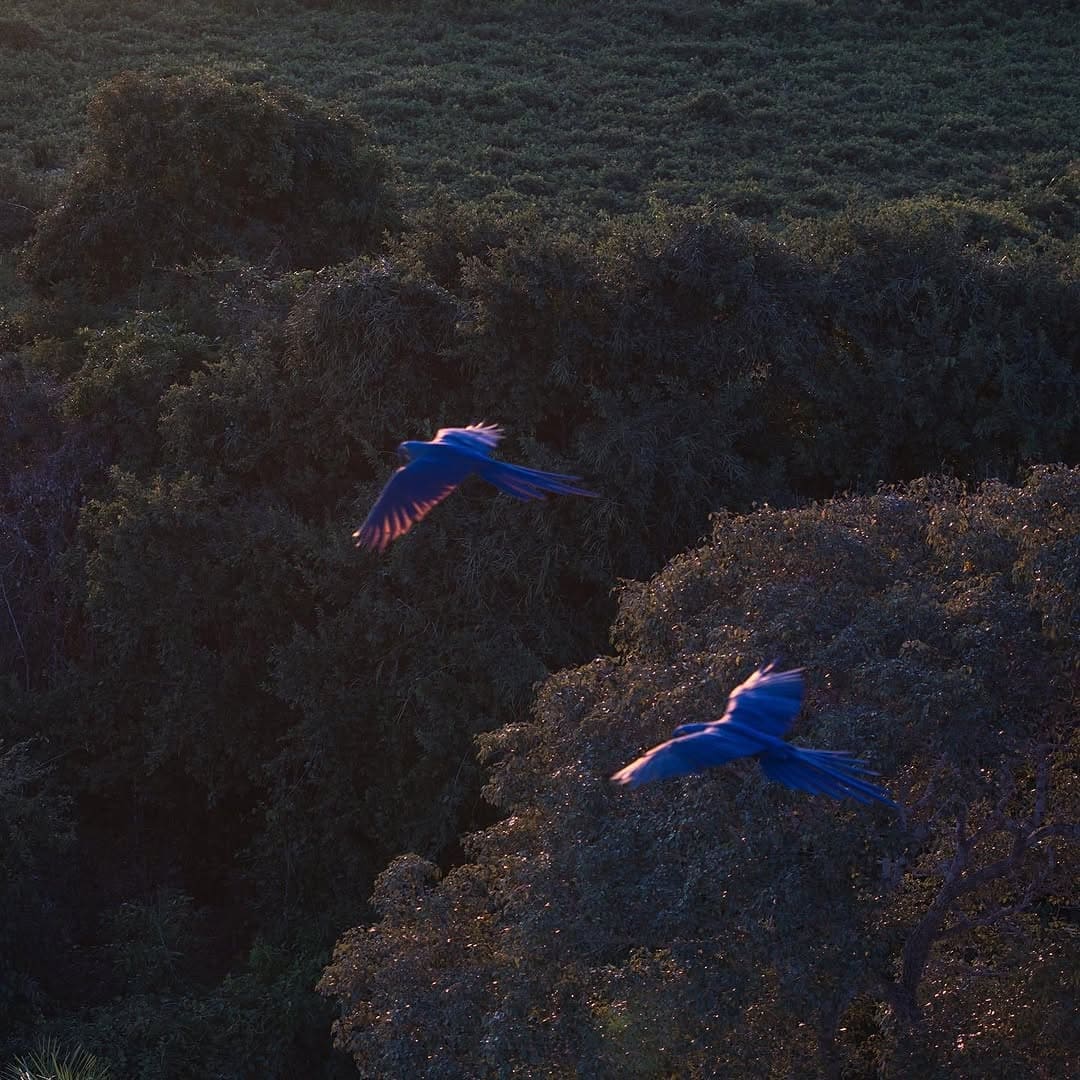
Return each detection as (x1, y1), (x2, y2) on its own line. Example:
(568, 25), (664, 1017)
(611, 663), (897, 807)
(353, 422), (596, 551)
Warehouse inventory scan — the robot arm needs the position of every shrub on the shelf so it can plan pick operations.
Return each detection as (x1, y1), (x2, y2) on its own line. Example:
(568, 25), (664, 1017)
(0, 164), (59, 244)
(22, 71), (399, 299)
(784, 198), (1080, 489)
(0, 201), (34, 245)
(1019, 160), (1080, 239)
(0, 359), (97, 696)
(1, 1039), (110, 1080)
(0, 19), (45, 52)
(58, 313), (216, 471)
(38, 931), (342, 1080)
(0, 743), (74, 1040)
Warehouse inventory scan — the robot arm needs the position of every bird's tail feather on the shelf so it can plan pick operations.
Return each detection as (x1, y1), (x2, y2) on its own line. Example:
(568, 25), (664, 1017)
(759, 746), (898, 808)
(482, 461), (597, 501)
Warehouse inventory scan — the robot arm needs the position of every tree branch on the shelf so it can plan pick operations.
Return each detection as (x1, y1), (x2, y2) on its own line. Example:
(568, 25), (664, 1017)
(882, 747), (1077, 1029)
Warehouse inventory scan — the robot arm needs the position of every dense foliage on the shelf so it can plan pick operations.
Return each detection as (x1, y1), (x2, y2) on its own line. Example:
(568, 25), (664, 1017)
(0, 1), (1077, 1076)
(321, 468), (1079, 1078)
(0, 743), (73, 1037)
(2, 0), (1080, 297)
(22, 71), (397, 299)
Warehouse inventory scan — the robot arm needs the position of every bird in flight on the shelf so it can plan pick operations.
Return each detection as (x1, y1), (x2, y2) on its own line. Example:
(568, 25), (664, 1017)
(611, 663), (897, 807)
(353, 422), (597, 551)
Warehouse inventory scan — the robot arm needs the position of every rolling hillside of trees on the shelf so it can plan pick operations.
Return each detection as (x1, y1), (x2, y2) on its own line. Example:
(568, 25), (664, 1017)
(1, 2), (1077, 1076)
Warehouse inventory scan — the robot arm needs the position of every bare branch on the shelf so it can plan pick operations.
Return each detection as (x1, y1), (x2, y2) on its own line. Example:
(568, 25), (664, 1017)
(0, 572), (30, 692)
(937, 850), (1055, 940)
(1031, 751), (1052, 830)
(1029, 822), (1080, 844)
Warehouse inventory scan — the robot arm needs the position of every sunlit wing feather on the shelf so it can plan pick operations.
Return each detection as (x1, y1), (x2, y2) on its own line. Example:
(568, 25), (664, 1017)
(610, 728), (752, 788)
(353, 458), (471, 551)
(433, 423), (504, 453)
(719, 663), (804, 737)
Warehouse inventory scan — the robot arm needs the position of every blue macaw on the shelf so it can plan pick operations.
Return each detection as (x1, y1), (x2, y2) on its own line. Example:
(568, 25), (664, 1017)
(353, 423), (597, 551)
(611, 663), (897, 807)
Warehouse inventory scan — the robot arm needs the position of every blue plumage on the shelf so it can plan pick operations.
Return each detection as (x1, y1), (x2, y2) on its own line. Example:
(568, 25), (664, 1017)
(353, 423), (596, 551)
(611, 663), (897, 808)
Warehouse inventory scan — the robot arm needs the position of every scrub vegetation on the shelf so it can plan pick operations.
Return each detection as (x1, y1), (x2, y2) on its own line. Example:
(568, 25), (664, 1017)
(0, 1), (1077, 1076)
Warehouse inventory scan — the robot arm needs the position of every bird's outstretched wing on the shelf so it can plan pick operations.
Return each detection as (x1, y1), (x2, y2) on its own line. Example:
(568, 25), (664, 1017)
(610, 728), (750, 788)
(719, 663), (804, 737)
(432, 423), (504, 454)
(353, 458), (472, 551)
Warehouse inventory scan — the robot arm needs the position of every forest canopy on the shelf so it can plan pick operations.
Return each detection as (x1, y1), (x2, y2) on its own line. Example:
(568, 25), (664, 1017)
(0, 1), (1077, 1077)
(322, 467), (1079, 1078)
